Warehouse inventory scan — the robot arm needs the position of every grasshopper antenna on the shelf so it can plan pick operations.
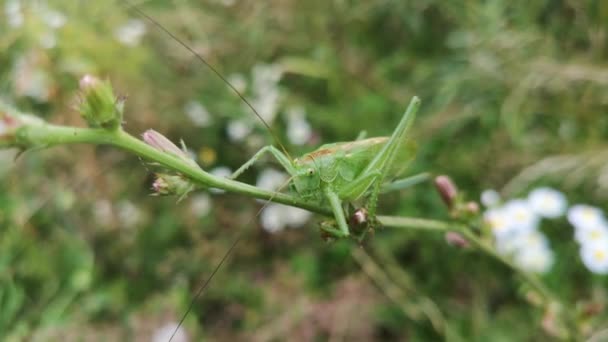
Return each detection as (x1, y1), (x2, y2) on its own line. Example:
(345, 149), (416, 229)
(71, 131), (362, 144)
(168, 176), (295, 341)
(123, 1), (292, 160)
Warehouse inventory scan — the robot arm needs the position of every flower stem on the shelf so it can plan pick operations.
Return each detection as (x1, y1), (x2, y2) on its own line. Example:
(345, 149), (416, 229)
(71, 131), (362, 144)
(16, 122), (332, 215)
(377, 215), (557, 305)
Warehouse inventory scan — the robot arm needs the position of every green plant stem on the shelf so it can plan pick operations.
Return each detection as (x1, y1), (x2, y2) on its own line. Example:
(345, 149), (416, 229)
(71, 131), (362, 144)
(377, 215), (557, 306)
(17, 123), (332, 215)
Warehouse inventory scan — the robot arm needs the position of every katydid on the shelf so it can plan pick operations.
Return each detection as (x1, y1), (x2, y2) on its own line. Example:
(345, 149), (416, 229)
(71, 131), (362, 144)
(229, 97), (420, 239)
(127, 4), (421, 240)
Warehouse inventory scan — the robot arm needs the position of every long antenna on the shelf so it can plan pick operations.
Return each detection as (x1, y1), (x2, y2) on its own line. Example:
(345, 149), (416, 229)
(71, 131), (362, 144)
(123, 1), (292, 160)
(120, 3), (298, 340)
(168, 176), (295, 341)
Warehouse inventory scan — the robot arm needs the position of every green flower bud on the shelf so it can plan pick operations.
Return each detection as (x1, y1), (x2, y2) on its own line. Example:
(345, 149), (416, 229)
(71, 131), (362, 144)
(152, 173), (195, 201)
(78, 75), (123, 129)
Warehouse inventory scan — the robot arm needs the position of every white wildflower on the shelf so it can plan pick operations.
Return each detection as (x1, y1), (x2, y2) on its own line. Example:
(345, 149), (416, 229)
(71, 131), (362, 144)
(251, 86), (280, 123)
(286, 106), (312, 145)
(260, 203), (311, 233)
(117, 200), (143, 228)
(503, 199), (539, 233)
(284, 206), (312, 228)
(494, 229), (548, 256)
(40, 8), (66, 29)
(184, 101), (212, 127)
(250, 64), (283, 123)
(114, 19), (146, 46)
(484, 207), (514, 239)
(152, 322), (188, 342)
(5, 0), (23, 28)
(580, 243), (608, 275)
(39, 32), (56, 49)
(528, 187), (567, 218)
(260, 204), (285, 233)
(574, 220), (608, 246)
(226, 119), (252, 142)
(514, 245), (554, 274)
(480, 189), (501, 208)
(189, 193), (212, 218)
(256, 168), (288, 191)
(13, 56), (51, 102)
(568, 204), (605, 229)
(227, 73), (247, 93)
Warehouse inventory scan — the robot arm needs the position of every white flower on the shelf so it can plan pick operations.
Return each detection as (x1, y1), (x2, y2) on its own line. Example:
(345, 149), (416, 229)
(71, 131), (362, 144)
(152, 322), (188, 342)
(227, 73), (247, 93)
(117, 200), (143, 228)
(503, 199), (540, 233)
(495, 229), (548, 256)
(256, 168), (288, 191)
(480, 189), (501, 208)
(13, 56), (52, 102)
(574, 220), (608, 246)
(484, 207), (514, 239)
(568, 204), (605, 229)
(114, 19), (146, 46)
(189, 193), (212, 218)
(580, 243), (608, 274)
(40, 8), (66, 29)
(260, 203), (285, 233)
(514, 245), (554, 274)
(260, 203), (312, 233)
(39, 32), (56, 49)
(250, 64), (283, 123)
(250, 86), (280, 123)
(184, 101), (212, 127)
(528, 187), (567, 218)
(5, 0), (23, 28)
(286, 106), (312, 145)
(226, 119), (252, 142)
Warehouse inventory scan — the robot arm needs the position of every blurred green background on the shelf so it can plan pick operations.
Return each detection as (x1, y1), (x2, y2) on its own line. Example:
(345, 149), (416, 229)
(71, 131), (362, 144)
(1, 0), (608, 340)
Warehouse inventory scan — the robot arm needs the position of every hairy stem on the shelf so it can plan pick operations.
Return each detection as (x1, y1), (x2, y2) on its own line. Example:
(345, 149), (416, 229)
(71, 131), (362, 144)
(16, 122), (332, 215)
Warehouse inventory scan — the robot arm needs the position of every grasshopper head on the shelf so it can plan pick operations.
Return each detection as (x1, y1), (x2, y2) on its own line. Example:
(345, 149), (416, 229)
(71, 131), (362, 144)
(291, 164), (321, 196)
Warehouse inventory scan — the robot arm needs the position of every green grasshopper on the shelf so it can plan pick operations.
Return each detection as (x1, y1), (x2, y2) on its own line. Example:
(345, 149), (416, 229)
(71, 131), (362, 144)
(128, 4), (421, 241)
(229, 97), (420, 240)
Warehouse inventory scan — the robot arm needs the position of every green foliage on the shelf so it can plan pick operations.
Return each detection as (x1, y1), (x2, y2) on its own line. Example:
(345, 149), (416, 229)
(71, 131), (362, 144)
(1, 0), (607, 340)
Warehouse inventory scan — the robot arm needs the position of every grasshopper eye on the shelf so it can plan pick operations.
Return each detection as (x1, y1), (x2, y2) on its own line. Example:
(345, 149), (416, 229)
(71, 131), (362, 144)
(307, 168), (315, 176)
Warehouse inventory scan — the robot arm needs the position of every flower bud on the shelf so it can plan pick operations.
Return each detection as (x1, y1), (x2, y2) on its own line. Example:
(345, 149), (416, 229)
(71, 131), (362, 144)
(434, 175), (458, 208)
(78, 74), (123, 129)
(465, 201), (480, 214)
(444, 231), (470, 248)
(152, 173), (195, 200)
(142, 129), (198, 167)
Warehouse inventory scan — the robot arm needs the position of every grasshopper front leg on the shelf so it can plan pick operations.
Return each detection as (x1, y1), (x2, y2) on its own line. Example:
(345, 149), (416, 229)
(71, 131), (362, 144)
(230, 145), (296, 180)
(323, 187), (350, 238)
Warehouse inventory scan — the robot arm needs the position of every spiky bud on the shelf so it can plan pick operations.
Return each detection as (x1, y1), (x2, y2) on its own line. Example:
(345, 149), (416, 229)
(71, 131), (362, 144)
(152, 173), (195, 200)
(78, 74), (123, 129)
